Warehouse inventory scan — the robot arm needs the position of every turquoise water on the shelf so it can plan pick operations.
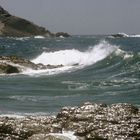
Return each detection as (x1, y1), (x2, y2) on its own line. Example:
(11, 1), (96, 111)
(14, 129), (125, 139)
(0, 35), (140, 116)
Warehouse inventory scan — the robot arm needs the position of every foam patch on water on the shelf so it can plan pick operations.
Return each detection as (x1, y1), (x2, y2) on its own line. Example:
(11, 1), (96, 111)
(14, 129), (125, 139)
(22, 65), (74, 76)
(130, 34), (140, 37)
(114, 48), (134, 60)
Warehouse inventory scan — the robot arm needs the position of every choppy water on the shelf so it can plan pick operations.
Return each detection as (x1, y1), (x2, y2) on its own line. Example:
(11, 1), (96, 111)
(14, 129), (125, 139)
(0, 35), (140, 116)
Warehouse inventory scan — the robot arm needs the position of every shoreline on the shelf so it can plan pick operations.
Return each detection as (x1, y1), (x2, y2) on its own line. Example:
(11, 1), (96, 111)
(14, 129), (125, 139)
(0, 102), (140, 140)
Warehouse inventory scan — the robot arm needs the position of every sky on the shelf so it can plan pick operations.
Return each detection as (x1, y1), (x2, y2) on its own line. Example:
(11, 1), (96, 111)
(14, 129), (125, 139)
(0, 0), (140, 35)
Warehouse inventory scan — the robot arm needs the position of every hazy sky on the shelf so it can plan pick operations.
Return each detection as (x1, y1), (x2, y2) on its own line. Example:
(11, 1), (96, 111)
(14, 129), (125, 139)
(0, 0), (140, 35)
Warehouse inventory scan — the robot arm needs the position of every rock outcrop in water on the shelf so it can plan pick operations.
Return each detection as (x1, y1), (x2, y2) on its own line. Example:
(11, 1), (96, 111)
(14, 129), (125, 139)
(0, 56), (63, 74)
(0, 63), (19, 74)
(55, 32), (70, 38)
(110, 33), (129, 38)
(0, 102), (140, 140)
(0, 6), (70, 37)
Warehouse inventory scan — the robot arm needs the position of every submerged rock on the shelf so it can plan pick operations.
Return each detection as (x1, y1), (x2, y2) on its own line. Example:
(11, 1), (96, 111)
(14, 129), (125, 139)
(0, 102), (140, 139)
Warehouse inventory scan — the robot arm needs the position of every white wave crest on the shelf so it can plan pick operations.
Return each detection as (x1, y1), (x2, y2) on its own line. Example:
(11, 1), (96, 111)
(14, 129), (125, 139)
(32, 41), (117, 66)
(129, 34), (140, 37)
(24, 41), (118, 76)
(34, 36), (45, 39)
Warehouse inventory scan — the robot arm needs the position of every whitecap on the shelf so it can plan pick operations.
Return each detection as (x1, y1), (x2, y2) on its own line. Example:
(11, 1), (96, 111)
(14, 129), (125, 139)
(34, 35), (45, 39)
(129, 34), (140, 37)
(32, 41), (117, 66)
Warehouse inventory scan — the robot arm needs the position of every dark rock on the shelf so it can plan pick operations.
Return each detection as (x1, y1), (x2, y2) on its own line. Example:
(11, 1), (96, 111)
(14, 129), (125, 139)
(0, 5), (52, 37)
(55, 32), (70, 38)
(0, 63), (20, 74)
(110, 33), (128, 38)
(0, 5), (70, 37)
(46, 64), (64, 69)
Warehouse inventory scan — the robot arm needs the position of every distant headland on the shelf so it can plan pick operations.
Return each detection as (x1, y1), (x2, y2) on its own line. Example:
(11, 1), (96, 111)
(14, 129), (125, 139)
(0, 5), (70, 37)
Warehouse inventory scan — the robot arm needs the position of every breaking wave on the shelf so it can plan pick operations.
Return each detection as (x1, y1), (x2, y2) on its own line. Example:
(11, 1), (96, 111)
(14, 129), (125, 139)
(32, 41), (118, 66)
(23, 41), (118, 76)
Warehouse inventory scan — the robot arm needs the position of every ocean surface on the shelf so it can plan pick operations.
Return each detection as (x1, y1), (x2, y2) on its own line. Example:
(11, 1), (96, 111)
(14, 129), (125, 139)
(0, 35), (140, 116)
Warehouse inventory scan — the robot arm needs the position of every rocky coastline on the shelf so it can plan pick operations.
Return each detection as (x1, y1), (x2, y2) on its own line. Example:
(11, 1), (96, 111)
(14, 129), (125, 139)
(0, 56), (64, 74)
(0, 102), (140, 140)
(0, 6), (70, 38)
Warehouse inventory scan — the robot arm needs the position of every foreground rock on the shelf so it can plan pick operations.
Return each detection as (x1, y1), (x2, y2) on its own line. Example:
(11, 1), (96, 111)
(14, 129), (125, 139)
(0, 102), (140, 140)
(0, 56), (63, 74)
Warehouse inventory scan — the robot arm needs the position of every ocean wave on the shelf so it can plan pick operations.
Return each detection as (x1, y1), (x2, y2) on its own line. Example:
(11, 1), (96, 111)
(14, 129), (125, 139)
(8, 94), (81, 102)
(22, 66), (73, 76)
(32, 40), (118, 66)
(16, 40), (138, 76)
(0, 39), (137, 77)
(9, 95), (38, 102)
(23, 40), (118, 76)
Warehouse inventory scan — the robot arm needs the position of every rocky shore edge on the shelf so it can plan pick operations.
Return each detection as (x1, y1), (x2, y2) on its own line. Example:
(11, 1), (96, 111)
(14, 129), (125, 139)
(0, 5), (70, 38)
(0, 102), (140, 140)
(0, 56), (64, 74)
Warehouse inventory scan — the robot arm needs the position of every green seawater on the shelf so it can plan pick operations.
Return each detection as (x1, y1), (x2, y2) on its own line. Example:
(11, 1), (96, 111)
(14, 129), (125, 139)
(0, 35), (140, 116)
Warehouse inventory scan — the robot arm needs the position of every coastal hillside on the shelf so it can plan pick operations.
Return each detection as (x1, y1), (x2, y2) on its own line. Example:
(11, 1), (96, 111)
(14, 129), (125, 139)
(0, 5), (53, 37)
